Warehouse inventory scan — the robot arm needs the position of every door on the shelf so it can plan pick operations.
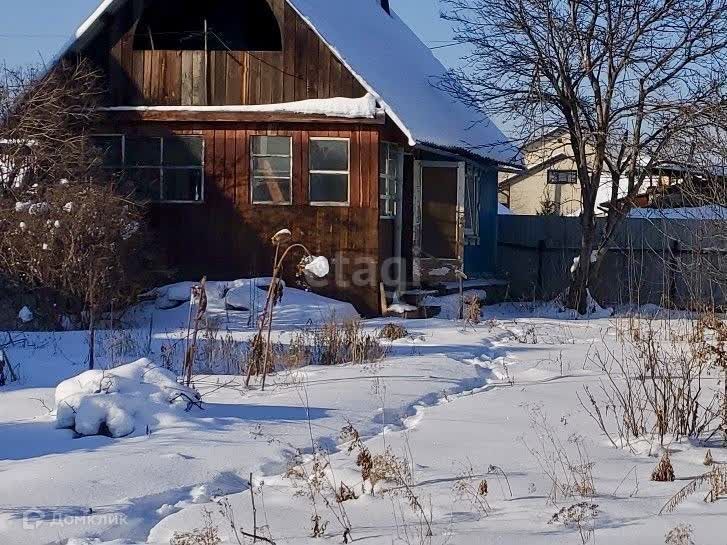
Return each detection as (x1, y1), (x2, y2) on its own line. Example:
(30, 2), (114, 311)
(413, 161), (465, 284)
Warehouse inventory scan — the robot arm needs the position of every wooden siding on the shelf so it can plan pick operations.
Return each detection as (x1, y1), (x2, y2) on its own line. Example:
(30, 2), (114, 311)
(100, 0), (367, 107)
(108, 121), (381, 313)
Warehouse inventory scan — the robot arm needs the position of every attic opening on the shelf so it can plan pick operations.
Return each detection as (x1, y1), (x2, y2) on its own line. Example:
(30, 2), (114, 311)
(133, 0), (282, 51)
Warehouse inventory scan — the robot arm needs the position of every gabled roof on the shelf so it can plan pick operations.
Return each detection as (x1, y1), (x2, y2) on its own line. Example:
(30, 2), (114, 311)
(59, 0), (515, 164)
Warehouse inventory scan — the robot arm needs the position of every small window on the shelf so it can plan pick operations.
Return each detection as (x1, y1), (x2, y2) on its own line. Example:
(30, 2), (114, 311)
(548, 170), (578, 184)
(379, 142), (401, 219)
(309, 138), (349, 205)
(251, 136), (292, 205)
(91, 134), (204, 203)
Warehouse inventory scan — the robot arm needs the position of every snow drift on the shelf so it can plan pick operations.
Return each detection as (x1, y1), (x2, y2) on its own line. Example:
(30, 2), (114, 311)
(55, 359), (200, 438)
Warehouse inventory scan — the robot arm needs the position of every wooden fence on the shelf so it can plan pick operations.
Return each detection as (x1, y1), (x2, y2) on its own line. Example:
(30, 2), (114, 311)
(497, 215), (727, 308)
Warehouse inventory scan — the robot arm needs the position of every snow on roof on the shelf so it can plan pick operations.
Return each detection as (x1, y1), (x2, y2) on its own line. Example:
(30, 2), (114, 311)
(285, 0), (514, 162)
(62, 0), (515, 164)
(101, 94), (381, 119)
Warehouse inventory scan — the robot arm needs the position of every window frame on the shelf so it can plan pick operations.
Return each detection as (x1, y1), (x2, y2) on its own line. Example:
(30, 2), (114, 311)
(250, 135), (293, 206)
(464, 163), (481, 240)
(547, 169), (578, 185)
(92, 133), (205, 204)
(308, 137), (351, 207)
(379, 141), (402, 220)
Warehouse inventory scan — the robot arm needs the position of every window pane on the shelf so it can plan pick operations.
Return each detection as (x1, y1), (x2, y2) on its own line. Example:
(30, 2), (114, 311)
(125, 168), (161, 201)
(126, 137), (161, 167)
(310, 173), (348, 203)
(163, 169), (203, 201)
(252, 179), (291, 204)
(252, 136), (290, 156)
(548, 170), (577, 184)
(379, 143), (387, 176)
(310, 139), (348, 172)
(92, 136), (123, 167)
(163, 136), (203, 166)
(253, 156), (291, 178)
(387, 177), (398, 196)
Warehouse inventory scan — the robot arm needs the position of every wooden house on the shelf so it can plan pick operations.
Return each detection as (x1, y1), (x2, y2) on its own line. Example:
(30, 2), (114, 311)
(58, 0), (513, 315)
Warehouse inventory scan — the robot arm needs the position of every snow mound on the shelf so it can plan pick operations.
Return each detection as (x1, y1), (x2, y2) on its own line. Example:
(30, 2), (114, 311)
(55, 359), (200, 438)
(145, 278), (359, 326)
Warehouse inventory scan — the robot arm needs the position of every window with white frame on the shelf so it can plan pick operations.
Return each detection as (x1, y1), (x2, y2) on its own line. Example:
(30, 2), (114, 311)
(464, 163), (482, 239)
(379, 142), (402, 219)
(92, 134), (204, 202)
(251, 136), (292, 204)
(547, 169), (578, 184)
(309, 138), (349, 204)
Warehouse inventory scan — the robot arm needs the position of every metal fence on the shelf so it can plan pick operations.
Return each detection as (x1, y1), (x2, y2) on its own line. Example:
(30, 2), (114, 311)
(497, 214), (727, 308)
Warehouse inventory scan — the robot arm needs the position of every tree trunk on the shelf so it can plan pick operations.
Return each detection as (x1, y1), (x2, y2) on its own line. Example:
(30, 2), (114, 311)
(565, 209), (597, 314)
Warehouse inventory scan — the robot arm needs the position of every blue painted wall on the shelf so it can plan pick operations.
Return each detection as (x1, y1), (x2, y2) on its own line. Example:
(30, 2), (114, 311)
(464, 166), (499, 275)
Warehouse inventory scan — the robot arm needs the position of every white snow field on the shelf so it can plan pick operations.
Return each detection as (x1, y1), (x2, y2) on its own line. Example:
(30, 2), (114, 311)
(0, 286), (725, 545)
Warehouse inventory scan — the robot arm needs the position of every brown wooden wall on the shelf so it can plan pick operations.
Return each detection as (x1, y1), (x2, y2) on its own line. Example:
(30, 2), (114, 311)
(97, 0), (367, 106)
(109, 120), (381, 313)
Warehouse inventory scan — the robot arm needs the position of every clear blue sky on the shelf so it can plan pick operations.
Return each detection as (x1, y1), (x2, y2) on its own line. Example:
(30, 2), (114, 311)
(0, 0), (465, 69)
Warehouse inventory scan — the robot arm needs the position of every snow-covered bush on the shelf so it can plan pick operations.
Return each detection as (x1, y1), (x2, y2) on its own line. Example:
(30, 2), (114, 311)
(55, 358), (200, 438)
(0, 182), (162, 327)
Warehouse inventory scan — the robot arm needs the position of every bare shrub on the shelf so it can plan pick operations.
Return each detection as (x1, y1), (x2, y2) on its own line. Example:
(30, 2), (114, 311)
(651, 452), (676, 482)
(0, 183), (160, 329)
(464, 295), (482, 327)
(285, 447), (353, 542)
(661, 465), (727, 513)
(0, 60), (103, 192)
(170, 509), (221, 545)
(579, 317), (723, 449)
(523, 406), (596, 503)
(453, 463), (491, 517)
(665, 524), (694, 545)
(312, 320), (386, 366)
(341, 422), (432, 538)
(379, 323), (409, 341)
(196, 325), (247, 375)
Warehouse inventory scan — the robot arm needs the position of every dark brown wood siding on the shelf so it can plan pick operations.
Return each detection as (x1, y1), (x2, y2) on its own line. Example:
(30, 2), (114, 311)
(97, 0), (367, 106)
(106, 121), (381, 314)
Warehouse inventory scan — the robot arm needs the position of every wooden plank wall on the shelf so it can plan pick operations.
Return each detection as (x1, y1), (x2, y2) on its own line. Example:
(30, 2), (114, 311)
(114, 121), (381, 313)
(105, 0), (366, 106)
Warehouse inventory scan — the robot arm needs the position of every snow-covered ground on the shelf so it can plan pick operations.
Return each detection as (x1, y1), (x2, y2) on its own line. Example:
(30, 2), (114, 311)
(1, 287), (724, 545)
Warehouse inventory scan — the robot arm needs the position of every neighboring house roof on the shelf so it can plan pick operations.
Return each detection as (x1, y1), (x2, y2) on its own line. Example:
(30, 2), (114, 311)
(521, 127), (569, 152)
(57, 0), (516, 164)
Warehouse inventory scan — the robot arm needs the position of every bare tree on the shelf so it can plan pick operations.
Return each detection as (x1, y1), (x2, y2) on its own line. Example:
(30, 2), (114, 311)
(0, 60), (165, 330)
(0, 59), (104, 196)
(439, 0), (727, 312)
